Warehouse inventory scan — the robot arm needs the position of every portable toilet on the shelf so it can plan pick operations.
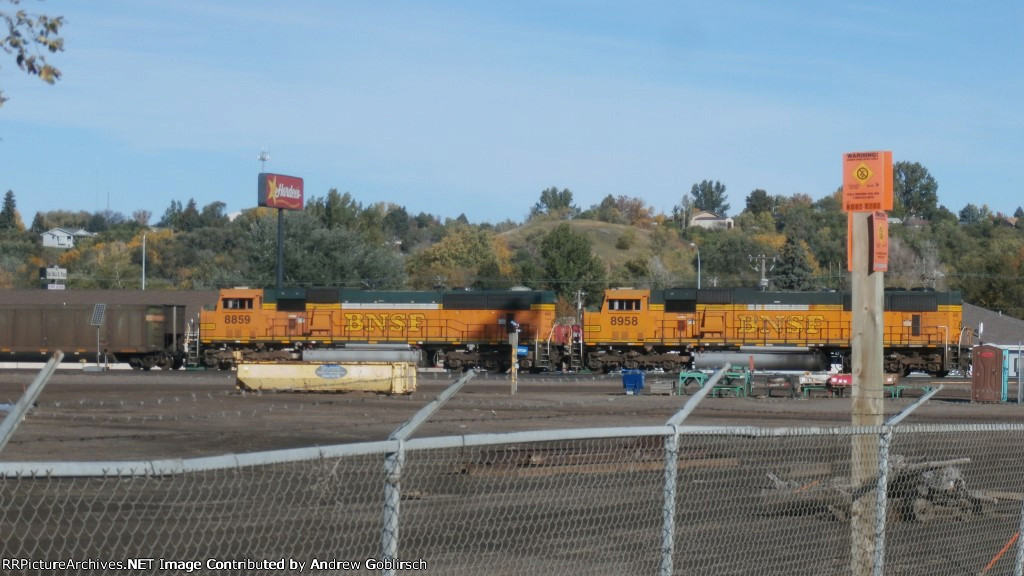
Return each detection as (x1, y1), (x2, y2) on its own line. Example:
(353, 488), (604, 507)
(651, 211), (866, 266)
(971, 345), (1008, 403)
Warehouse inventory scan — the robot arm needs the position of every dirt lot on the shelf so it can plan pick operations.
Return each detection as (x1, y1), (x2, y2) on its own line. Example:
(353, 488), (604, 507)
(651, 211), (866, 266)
(0, 368), (1019, 462)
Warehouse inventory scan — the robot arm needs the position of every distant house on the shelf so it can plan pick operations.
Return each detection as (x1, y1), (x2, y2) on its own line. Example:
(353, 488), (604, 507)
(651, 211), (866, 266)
(689, 210), (734, 230)
(40, 227), (95, 249)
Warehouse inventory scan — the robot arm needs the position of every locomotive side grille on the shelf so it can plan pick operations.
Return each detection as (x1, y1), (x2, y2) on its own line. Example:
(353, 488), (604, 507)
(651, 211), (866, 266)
(443, 292), (541, 310)
(277, 298), (306, 312)
(887, 294), (938, 312)
(665, 300), (696, 313)
(443, 294), (488, 310)
(306, 289), (340, 304)
(697, 289), (733, 305)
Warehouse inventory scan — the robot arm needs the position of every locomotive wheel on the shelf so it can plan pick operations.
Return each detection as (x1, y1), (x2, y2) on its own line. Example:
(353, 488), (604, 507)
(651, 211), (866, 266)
(156, 352), (174, 370)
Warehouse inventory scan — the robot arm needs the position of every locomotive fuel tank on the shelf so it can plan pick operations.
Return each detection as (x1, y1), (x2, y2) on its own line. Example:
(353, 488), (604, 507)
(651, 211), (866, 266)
(692, 348), (830, 372)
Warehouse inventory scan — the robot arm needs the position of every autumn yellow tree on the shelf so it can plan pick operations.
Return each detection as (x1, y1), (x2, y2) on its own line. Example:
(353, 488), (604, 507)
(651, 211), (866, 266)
(1, 0), (64, 107)
(406, 226), (512, 289)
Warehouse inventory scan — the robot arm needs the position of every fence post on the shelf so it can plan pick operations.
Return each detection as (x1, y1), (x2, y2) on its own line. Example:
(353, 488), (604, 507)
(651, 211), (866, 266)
(661, 426), (679, 576)
(659, 364), (730, 575)
(381, 370), (475, 575)
(382, 440), (405, 576)
(872, 429), (893, 576)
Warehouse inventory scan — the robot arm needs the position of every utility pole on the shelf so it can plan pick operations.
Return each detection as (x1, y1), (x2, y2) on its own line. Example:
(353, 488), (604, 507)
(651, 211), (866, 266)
(749, 254), (775, 290)
(575, 289), (586, 322)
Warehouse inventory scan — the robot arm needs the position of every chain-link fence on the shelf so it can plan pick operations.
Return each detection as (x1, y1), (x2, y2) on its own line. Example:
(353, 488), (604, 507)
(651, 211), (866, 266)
(3, 423), (1024, 575)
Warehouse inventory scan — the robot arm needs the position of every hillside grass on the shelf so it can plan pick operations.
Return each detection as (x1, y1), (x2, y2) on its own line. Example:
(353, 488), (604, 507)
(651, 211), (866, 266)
(500, 217), (696, 283)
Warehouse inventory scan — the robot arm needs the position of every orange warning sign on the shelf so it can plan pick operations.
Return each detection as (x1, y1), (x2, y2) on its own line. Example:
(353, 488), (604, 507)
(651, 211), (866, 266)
(842, 151), (892, 212)
(846, 211), (890, 273)
(870, 211), (889, 272)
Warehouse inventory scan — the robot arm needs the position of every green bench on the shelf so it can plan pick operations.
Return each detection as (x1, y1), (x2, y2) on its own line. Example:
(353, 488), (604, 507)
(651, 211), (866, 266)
(711, 384), (747, 398)
(678, 369), (752, 397)
(677, 371), (709, 395)
(884, 385), (912, 398)
(802, 385), (832, 398)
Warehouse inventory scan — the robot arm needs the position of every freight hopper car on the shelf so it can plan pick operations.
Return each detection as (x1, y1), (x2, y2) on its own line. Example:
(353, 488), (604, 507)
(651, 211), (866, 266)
(0, 303), (188, 369)
(563, 287), (967, 376)
(199, 287), (557, 370)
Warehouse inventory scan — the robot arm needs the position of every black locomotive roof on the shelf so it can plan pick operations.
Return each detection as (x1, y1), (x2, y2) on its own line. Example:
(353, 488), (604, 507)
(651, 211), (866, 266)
(654, 288), (962, 308)
(260, 288), (556, 309)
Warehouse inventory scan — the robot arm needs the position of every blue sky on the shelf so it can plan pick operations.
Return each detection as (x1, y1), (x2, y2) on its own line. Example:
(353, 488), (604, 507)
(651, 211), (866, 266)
(1, 1), (1022, 226)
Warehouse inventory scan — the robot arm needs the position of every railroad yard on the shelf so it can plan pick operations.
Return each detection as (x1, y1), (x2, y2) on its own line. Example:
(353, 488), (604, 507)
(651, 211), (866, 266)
(0, 368), (1018, 462)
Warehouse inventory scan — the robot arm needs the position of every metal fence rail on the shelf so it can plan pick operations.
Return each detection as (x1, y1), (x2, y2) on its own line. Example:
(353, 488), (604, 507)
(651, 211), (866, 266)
(3, 423), (1024, 575)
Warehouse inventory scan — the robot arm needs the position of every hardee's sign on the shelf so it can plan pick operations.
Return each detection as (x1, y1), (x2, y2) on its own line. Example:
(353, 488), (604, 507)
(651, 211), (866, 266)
(258, 173), (304, 211)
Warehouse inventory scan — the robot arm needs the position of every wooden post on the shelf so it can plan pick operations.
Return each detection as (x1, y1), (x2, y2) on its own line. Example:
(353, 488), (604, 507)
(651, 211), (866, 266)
(850, 210), (884, 575)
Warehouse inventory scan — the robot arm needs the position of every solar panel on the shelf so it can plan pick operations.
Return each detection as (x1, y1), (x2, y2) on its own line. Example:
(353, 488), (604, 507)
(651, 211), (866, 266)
(90, 304), (106, 326)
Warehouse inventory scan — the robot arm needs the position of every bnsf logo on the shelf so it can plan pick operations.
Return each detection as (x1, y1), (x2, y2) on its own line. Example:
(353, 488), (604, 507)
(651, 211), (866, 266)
(344, 313), (425, 332)
(737, 314), (825, 335)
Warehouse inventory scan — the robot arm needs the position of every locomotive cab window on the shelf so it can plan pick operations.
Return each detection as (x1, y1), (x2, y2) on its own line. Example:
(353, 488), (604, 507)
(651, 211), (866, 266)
(223, 298), (254, 310)
(608, 299), (642, 311)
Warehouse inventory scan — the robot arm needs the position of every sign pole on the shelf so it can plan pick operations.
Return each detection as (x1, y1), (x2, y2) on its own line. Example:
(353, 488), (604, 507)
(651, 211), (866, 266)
(277, 207), (284, 291)
(87, 304), (107, 372)
(850, 210), (885, 575)
(843, 151), (891, 576)
(257, 172), (304, 292)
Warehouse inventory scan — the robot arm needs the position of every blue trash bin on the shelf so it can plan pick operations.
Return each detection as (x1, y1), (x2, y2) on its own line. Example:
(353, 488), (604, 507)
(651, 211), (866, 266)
(622, 370), (645, 395)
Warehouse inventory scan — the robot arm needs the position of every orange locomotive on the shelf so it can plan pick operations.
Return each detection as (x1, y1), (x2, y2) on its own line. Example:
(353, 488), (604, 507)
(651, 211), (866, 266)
(563, 287), (967, 376)
(199, 286), (967, 375)
(199, 287), (557, 370)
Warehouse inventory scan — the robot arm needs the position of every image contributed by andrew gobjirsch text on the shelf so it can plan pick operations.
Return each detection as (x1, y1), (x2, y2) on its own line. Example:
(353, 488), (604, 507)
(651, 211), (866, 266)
(2, 557), (429, 572)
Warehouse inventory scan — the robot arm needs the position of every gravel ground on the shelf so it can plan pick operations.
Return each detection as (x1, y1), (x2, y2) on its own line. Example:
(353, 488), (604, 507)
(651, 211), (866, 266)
(0, 369), (1016, 462)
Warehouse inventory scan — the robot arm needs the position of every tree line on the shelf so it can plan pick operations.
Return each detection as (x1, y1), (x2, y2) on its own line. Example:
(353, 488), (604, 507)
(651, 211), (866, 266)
(3, 160), (1024, 319)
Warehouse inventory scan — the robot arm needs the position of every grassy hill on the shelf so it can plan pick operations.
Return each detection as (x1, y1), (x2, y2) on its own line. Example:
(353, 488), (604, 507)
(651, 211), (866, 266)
(499, 217), (696, 285)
